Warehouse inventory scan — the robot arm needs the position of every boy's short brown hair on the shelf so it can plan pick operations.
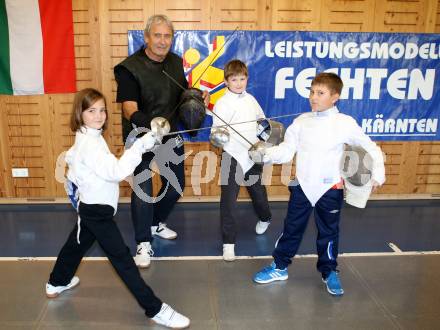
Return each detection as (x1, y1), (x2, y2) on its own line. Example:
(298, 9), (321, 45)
(224, 59), (248, 80)
(70, 88), (108, 132)
(311, 72), (343, 95)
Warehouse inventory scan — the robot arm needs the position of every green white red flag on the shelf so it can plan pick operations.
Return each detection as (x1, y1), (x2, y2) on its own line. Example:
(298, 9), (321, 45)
(0, 0), (76, 95)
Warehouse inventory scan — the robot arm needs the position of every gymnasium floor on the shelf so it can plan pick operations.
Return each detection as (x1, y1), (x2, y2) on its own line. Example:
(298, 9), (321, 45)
(1, 200), (439, 329)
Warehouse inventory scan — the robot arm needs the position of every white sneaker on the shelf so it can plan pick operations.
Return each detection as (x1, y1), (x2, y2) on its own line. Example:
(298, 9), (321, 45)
(46, 276), (80, 298)
(151, 222), (177, 240)
(223, 244), (235, 261)
(151, 303), (190, 329)
(134, 242), (153, 268)
(255, 220), (271, 235)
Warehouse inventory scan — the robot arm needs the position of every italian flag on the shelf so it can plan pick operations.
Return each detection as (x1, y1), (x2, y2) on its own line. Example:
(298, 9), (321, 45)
(0, 0), (76, 95)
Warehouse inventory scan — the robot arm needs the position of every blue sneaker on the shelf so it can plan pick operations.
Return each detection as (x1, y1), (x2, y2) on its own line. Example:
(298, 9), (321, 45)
(323, 271), (344, 296)
(253, 261), (288, 284)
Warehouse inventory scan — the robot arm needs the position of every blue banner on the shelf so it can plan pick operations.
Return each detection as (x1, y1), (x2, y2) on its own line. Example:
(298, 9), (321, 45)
(128, 30), (440, 141)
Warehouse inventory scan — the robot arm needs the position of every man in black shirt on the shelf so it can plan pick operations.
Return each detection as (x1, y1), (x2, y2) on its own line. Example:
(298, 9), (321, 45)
(114, 15), (199, 268)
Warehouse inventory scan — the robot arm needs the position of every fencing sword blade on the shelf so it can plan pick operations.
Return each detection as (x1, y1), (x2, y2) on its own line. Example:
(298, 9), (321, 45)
(161, 111), (303, 137)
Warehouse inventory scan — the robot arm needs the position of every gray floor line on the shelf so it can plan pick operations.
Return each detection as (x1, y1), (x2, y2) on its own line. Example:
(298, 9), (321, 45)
(345, 258), (402, 330)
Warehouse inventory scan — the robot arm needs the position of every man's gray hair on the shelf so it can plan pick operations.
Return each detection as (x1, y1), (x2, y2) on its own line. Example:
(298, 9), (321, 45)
(144, 14), (174, 36)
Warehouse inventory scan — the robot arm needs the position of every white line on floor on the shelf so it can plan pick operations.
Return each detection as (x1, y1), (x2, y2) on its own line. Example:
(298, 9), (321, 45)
(1, 250), (440, 261)
(388, 242), (403, 252)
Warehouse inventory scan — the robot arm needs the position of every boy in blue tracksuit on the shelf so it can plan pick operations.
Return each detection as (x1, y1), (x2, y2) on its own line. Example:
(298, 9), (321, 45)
(253, 72), (385, 295)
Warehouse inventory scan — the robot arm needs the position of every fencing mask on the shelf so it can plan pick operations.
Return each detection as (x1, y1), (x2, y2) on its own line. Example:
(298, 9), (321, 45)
(256, 118), (285, 145)
(341, 145), (374, 208)
(178, 88), (206, 137)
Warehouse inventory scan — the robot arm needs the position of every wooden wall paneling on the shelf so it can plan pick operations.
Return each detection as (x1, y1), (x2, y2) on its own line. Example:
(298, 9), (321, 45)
(184, 147), (199, 197)
(210, 0), (271, 30)
(72, 0), (94, 91)
(88, 0), (107, 92)
(0, 120), (5, 197)
(0, 151), (4, 197)
(207, 144), (221, 196)
(396, 141), (421, 193)
(377, 142), (401, 194)
(38, 96), (57, 197)
(373, 0), (433, 33)
(213, 146), (223, 197)
(50, 95), (75, 196)
(0, 171), (5, 198)
(435, 0), (440, 32)
(184, 143), (217, 196)
(0, 97), (13, 197)
(416, 142), (440, 193)
(5, 96), (54, 197)
(238, 186), (250, 198)
(271, 0), (322, 31)
(142, 0), (156, 30)
(108, 0), (147, 68)
(320, 0), (376, 32)
(91, 1), (116, 149)
(155, 0), (211, 29)
(423, 0), (439, 31)
(193, 142), (222, 197)
(266, 185), (289, 195)
(110, 0), (149, 61)
(108, 0), (149, 69)
(0, 95), (15, 197)
(415, 4), (438, 197)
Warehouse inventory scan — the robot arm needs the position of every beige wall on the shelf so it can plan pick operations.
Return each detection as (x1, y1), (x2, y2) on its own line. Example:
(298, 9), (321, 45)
(1, 0), (440, 199)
